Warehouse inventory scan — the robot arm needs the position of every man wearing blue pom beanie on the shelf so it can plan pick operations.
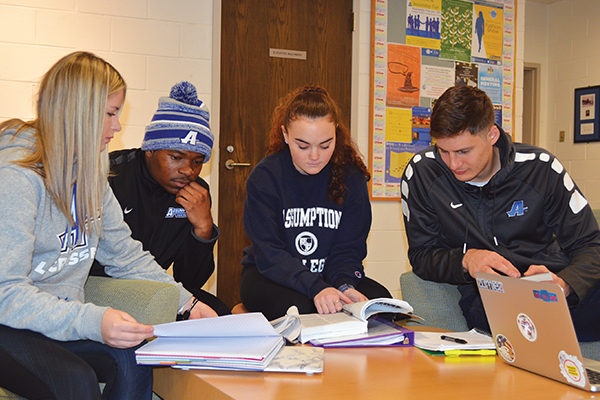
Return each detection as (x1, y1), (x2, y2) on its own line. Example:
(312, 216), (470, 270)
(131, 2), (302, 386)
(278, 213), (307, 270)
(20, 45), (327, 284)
(91, 81), (230, 316)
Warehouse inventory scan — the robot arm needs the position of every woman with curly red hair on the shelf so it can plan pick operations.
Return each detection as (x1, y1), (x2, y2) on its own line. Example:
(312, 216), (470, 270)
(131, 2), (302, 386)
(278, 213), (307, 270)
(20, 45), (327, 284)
(240, 86), (391, 320)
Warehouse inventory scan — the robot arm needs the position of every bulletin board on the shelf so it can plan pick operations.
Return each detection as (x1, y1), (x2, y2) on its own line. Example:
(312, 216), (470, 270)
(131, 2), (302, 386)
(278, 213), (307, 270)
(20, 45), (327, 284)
(368, 0), (516, 200)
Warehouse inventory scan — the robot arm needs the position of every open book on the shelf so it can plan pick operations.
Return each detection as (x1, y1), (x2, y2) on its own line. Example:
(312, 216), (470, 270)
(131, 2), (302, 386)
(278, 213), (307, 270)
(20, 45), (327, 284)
(271, 298), (418, 344)
(343, 297), (415, 321)
(136, 313), (285, 371)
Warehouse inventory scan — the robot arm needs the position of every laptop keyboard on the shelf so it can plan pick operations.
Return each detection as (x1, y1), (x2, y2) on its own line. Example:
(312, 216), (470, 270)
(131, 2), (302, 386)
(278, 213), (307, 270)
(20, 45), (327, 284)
(587, 368), (600, 384)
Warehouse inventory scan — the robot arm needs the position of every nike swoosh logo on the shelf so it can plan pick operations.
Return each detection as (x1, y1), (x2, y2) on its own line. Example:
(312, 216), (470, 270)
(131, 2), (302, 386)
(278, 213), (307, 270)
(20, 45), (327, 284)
(124, 207), (133, 214)
(450, 202), (463, 209)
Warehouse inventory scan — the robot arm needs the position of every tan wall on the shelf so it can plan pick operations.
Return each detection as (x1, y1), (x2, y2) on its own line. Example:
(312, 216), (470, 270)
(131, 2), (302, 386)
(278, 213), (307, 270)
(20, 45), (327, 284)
(524, 0), (600, 209)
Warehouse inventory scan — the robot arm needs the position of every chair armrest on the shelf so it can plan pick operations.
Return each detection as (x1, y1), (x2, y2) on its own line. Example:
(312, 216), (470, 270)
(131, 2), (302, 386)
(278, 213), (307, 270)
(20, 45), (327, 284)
(84, 276), (179, 325)
(580, 342), (600, 361)
(400, 271), (469, 331)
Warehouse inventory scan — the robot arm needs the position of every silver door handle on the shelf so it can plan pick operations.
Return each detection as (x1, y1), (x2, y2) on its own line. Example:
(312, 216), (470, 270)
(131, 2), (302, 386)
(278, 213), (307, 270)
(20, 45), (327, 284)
(225, 159), (251, 170)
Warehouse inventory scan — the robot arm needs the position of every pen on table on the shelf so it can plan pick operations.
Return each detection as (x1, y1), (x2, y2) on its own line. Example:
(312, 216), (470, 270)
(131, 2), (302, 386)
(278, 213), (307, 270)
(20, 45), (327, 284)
(440, 335), (468, 344)
(444, 349), (497, 357)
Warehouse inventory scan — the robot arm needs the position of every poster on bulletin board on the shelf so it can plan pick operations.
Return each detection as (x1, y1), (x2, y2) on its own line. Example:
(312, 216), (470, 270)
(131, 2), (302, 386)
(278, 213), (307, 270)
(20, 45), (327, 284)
(368, 0), (515, 200)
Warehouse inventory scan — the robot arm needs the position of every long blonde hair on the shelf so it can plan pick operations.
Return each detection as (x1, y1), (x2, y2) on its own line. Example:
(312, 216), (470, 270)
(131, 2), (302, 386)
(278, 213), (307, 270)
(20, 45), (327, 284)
(0, 51), (126, 236)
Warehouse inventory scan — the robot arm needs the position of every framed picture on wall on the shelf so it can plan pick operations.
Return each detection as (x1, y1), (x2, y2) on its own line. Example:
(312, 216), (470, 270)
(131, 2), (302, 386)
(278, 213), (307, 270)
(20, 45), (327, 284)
(574, 86), (600, 143)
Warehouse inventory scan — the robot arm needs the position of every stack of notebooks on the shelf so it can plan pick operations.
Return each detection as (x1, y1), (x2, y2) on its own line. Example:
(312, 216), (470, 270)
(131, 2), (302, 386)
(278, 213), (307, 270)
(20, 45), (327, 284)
(271, 298), (417, 347)
(135, 313), (322, 373)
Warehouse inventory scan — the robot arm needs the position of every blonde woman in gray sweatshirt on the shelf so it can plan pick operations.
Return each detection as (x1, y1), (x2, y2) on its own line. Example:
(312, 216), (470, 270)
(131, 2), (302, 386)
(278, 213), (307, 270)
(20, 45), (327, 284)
(0, 51), (204, 400)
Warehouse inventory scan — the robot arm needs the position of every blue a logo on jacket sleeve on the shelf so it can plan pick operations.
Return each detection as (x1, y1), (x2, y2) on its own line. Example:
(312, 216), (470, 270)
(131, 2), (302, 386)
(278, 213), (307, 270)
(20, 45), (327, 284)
(506, 200), (528, 217)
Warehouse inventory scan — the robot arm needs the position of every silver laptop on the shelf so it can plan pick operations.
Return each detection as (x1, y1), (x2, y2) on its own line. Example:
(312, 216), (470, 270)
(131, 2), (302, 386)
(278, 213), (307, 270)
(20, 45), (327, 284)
(475, 272), (600, 392)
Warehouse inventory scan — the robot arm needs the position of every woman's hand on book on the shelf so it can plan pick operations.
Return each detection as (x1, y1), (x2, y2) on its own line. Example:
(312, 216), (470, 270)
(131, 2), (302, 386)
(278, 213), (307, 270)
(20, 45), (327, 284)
(314, 287), (351, 314)
(342, 288), (368, 303)
(101, 309), (154, 349)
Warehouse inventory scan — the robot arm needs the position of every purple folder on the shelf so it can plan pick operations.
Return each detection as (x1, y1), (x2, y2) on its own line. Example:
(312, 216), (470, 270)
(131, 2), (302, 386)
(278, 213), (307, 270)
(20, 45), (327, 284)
(308, 318), (414, 348)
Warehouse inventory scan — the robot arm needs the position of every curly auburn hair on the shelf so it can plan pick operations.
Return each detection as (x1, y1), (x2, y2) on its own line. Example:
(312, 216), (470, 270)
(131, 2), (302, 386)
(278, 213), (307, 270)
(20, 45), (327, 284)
(266, 85), (369, 204)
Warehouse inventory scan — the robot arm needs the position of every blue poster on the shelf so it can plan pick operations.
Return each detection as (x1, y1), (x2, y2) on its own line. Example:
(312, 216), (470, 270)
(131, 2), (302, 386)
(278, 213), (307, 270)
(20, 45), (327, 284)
(494, 104), (502, 126)
(412, 106), (432, 142)
(478, 64), (502, 104)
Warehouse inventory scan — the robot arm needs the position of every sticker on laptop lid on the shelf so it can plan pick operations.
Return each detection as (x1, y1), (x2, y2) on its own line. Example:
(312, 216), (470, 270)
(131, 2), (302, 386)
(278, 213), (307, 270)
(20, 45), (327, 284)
(558, 350), (586, 388)
(533, 289), (558, 302)
(477, 278), (504, 293)
(496, 334), (515, 363)
(516, 313), (537, 342)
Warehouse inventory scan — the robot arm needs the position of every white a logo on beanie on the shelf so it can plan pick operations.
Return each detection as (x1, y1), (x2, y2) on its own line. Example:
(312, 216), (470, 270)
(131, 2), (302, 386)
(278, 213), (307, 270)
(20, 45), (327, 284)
(181, 130), (198, 145)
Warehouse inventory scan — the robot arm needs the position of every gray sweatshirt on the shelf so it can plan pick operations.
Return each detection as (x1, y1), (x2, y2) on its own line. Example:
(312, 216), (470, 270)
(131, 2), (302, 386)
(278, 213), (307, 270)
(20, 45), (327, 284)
(0, 127), (192, 343)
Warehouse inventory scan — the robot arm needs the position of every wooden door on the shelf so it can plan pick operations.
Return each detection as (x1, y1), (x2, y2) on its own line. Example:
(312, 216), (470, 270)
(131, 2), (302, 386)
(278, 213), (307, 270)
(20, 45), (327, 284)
(217, 0), (353, 308)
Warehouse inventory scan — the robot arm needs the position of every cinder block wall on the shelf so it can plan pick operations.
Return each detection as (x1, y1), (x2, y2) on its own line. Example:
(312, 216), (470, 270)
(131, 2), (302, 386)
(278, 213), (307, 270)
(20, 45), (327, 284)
(0, 0), (213, 154)
(524, 0), (600, 210)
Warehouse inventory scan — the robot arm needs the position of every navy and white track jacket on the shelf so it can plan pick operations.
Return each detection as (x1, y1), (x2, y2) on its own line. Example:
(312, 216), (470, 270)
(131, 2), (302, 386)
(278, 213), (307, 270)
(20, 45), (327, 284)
(401, 127), (600, 302)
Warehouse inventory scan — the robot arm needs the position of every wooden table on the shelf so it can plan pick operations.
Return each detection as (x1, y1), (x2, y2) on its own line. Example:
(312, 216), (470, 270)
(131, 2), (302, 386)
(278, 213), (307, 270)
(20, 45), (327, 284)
(153, 344), (596, 399)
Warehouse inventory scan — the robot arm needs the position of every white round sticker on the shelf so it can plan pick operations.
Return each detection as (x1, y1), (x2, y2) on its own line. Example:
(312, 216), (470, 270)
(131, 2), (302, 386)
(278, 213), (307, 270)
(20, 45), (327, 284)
(558, 350), (586, 388)
(516, 313), (537, 342)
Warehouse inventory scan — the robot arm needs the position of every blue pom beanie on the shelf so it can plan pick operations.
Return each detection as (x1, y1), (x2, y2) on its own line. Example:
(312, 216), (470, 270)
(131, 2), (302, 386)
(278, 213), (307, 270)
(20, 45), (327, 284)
(141, 81), (213, 162)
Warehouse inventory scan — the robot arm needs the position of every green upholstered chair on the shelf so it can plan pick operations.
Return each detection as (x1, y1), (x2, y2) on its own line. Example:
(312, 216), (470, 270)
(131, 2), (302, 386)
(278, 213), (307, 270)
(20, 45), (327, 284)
(594, 209), (600, 224)
(83, 276), (179, 326)
(400, 270), (600, 361)
(400, 271), (469, 332)
(0, 276), (179, 399)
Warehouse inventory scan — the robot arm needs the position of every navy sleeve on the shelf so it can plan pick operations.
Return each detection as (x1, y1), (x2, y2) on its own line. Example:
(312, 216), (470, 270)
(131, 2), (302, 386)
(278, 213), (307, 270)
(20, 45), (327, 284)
(402, 155), (469, 284)
(244, 166), (329, 298)
(541, 157), (600, 302)
(322, 175), (369, 288)
(172, 177), (219, 296)
(172, 224), (219, 297)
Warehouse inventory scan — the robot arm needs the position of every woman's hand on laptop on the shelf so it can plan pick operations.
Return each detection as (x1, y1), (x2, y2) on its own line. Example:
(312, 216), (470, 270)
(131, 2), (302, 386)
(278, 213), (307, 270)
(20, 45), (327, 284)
(523, 264), (571, 296)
